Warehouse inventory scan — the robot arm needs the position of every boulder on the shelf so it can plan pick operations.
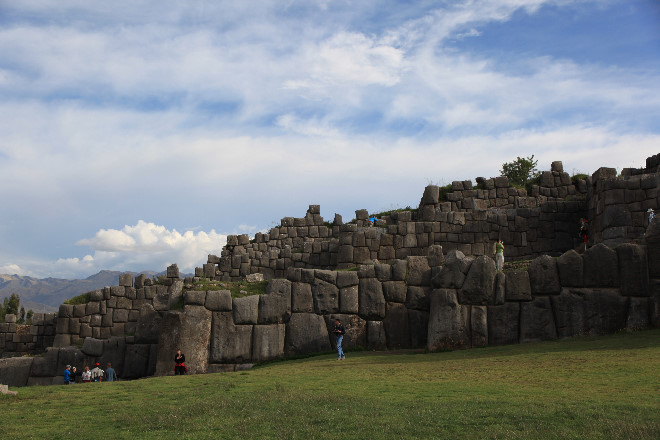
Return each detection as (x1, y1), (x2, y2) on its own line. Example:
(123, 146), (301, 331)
(519, 297), (557, 343)
(391, 259), (407, 281)
(427, 245), (445, 268)
(382, 281), (407, 303)
(367, 321), (387, 350)
(505, 271), (532, 301)
(583, 243), (619, 287)
(210, 312), (252, 363)
(81, 338), (104, 357)
(258, 289), (291, 324)
(233, 295), (259, 325)
(407, 256), (431, 286)
(471, 306), (488, 347)
(123, 344), (151, 379)
(445, 250), (473, 274)
(339, 285), (358, 314)
(432, 266), (466, 289)
(487, 302), (520, 345)
(135, 304), (162, 344)
(284, 313), (331, 356)
(251, 324), (285, 362)
(383, 302), (410, 349)
(336, 271), (359, 288)
(56, 347), (93, 375)
(314, 269), (337, 285)
(99, 337), (126, 375)
(406, 286), (431, 310)
(556, 250), (583, 287)
(550, 288), (628, 337)
(29, 347), (60, 377)
(0, 357), (34, 387)
(458, 256), (497, 305)
(291, 283), (313, 313)
(358, 278), (386, 320)
(312, 280), (339, 314)
(626, 297), (650, 331)
(374, 264), (392, 282)
(616, 244), (649, 296)
(155, 306), (213, 376)
(205, 290), (232, 311)
(528, 255), (561, 295)
(427, 289), (470, 350)
(408, 309), (429, 348)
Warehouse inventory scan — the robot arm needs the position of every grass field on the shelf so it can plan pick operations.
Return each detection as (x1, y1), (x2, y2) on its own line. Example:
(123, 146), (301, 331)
(2, 329), (659, 439)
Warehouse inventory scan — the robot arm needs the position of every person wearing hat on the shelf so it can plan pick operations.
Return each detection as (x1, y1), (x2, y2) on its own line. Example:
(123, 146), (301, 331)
(63, 365), (72, 385)
(90, 362), (104, 382)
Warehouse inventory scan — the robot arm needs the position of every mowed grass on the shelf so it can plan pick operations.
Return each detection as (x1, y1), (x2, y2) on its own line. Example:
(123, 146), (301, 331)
(2, 329), (659, 440)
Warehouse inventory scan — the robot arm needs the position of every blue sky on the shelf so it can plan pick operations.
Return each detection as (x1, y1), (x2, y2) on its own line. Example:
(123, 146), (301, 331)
(0, 0), (659, 279)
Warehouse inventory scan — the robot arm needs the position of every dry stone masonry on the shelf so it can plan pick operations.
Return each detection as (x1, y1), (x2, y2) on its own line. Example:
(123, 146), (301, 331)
(1, 153), (659, 387)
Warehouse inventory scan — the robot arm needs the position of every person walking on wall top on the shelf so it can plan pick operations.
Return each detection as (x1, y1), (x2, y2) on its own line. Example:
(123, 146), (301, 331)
(495, 240), (504, 272)
(333, 319), (346, 360)
(175, 349), (187, 375)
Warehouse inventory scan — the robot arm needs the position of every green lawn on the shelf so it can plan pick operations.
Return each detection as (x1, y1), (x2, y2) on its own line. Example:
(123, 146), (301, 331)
(2, 329), (659, 439)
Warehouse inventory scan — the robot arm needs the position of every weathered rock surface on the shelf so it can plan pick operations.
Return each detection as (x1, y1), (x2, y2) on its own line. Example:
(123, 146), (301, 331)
(284, 313), (331, 356)
(427, 289), (470, 350)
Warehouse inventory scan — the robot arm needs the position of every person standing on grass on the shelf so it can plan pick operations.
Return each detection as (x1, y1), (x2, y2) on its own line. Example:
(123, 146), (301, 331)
(91, 362), (104, 382)
(495, 240), (504, 272)
(81, 366), (92, 383)
(63, 365), (72, 385)
(333, 319), (346, 360)
(105, 362), (118, 382)
(175, 349), (187, 375)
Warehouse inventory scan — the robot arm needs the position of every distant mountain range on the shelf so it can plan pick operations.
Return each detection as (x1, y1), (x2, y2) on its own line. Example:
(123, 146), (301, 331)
(0, 269), (187, 313)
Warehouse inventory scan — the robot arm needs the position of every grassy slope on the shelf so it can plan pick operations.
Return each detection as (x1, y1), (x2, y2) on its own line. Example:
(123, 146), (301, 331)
(2, 329), (659, 440)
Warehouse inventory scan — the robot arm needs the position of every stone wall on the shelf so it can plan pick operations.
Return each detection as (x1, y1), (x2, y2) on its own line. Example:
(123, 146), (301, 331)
(0, 313), (56, 356)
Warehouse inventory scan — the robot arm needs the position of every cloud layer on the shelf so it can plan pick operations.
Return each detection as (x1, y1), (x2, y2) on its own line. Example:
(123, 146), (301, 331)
(0, 0), (658, 278)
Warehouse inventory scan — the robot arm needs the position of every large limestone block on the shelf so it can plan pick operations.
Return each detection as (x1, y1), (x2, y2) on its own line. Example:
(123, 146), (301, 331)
(291, 282), (313, 313)
(407, 256), (431, 286)
(284, 313), (331, 356)
(211, 312), (253, 363)
(646, 218), (660, 277)
(458, 256), (497, 305)
(29, 347), (60, 377)
(382, 281), (407, 303)
(471, 306), (488, 347)
(312, 280), (339, 314)
(81, 337), (104, 356)
(487, 302), (520, 345)
(432, 266), (466, 289)
(205, 290), (232, 311)
(557, 250), (583, 287)
(258, 289), (291, 324)
(339, 285), (358, 314)
(58, 304), (74, 318)
(233, 295), (259, 324)
(445, 250), (473, 274)
(367, 321), (387, 350)
(616, 244), (649, 297)
(427, 289), (470, 350)
(384, 302), (410, 349)
(184, 290), (206, 306)
(155, 306), (213, 376)
(0, 357), (34, 387)
(56, 347), (93, 375)
(652, 280), (660, 327)
(315, 269), (337, 285)
(391, 259), (407, 281)
(408, 309), (429, 348)
(583, 243), (619, 287)
(626, 297), (650, 331)
(528, 255), (561, 295)
(336, 271), (359, 288)
(135, 304), (162, 344)
(374, 264), (392, 282)
(324, 314), (367, 349)
(406, 286), (431, 310)
(505, 271), (532, 301)
(358, 278), (386, 320)
(550, 288), (628, 337)
(123, 344), (151, 379)
(251, 324), (285, 362)
(520, 297), (557, 343)
(100, 337), (126, 375)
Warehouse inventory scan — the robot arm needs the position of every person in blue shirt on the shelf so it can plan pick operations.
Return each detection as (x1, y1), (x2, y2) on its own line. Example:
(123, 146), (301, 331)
(105, 362), (118, 382)
(63, 365), (72, 385)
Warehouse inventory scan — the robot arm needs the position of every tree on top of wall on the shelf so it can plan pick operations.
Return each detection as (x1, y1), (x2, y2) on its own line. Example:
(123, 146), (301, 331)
(500, 155), (540, 189)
